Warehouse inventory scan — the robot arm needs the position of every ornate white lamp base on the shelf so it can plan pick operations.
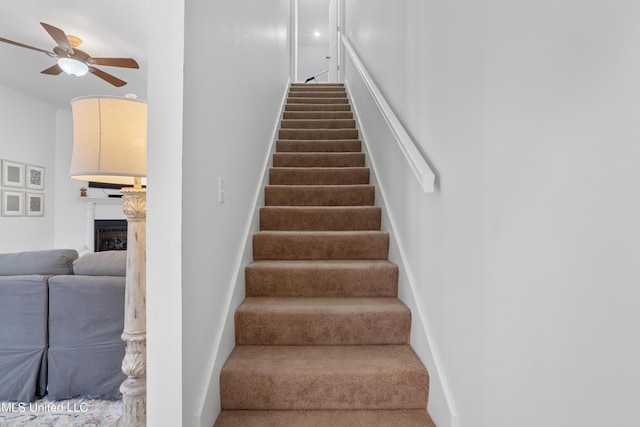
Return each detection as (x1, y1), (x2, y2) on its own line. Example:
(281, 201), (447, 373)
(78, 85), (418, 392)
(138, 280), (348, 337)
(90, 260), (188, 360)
(117, 186), (147, 427)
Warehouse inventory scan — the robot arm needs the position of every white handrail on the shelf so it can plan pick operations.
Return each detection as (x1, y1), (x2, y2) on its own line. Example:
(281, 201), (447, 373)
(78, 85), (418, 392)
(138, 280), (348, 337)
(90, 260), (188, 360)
(342, 36), (435, 193)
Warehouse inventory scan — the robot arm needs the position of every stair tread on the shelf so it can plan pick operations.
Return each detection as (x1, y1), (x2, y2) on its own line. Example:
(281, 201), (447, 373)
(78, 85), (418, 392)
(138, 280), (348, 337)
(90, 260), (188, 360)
(285, 104), (352, 111)
(254, 230), (388, 236)
(269, 167), (369, 186)
(248, 259), (397, 269)
(245, 260), (399, 298)
(288, 92), (347, 97)
(260, 206), (381, 231)
(253, 231), (389, 261)
(238, 296), (408, 314)
(281, 119), (355, 129)
(287, 98), (350, 104)
(276, 140), (361, 152)
(223, 344), (426, 376)
(236, 297), (410, 345)
(273, 152), (365, 167)
(265, 185), (375, 207)
(283, 111), (354, 119)
(279, 128), (359, 140)
(215, 409), (435, 427)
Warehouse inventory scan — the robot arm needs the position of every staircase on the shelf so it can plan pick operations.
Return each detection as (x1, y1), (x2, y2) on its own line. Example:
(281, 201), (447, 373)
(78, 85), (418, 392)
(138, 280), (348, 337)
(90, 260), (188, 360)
(215, 84), (435, 426)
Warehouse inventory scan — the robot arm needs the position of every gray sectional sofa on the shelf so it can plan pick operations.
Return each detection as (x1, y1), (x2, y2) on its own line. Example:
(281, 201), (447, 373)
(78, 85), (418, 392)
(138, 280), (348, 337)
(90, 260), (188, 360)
(0, 249), (127, 402)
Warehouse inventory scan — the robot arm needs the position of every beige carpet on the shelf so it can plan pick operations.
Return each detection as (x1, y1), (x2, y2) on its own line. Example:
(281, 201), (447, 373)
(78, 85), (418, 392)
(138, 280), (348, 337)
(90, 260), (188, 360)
(215, 84), (435, 426)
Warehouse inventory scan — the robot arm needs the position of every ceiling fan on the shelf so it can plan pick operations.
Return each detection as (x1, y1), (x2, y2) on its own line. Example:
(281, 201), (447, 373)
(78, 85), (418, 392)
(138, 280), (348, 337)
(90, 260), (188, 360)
(0, 22), (139, 87)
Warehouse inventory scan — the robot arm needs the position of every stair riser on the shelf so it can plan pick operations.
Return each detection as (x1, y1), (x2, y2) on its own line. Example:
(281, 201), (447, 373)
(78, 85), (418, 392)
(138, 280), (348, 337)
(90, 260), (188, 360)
(265, 186), (375, 206)
(220, 375), (429, 410)
(253, 232), (389, 260)
(283, 112), (353, 120)
(281, 119), (356, 129)
(279, 129), (359, 140)
(287, 98), (349, 104)
(269, 168), (369, 186)
(260, 207), (380, 231)
(273, 153), (364, 167)
(245, 262), (399, 298)
(288, 92), (347, 98)
(276, 140), (361, 152)
(235, 308), (410, 346)
(291, 84), (344, 90)
(215, 410), (435, 427)
(220, 347), (429, 410)
(285, 104), (351, 112)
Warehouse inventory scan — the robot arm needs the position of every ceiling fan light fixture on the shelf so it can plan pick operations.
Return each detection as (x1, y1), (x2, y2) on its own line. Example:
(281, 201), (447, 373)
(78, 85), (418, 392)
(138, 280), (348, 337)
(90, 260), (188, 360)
(58, 57), (89, 77)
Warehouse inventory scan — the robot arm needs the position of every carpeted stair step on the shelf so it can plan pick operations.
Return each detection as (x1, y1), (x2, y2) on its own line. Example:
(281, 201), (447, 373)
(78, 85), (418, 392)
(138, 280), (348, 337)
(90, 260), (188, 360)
(285, 103), (352, 112)
(287, 97), (349, 105)
(273, 152), (364, 167)
(215, 83), (433, 425)
(253, 230), (389, 261)
(269, 167), (369, 185)
(260, 206), (380, 231)
(288, 91), (347, 98)
(279, 128), (358, 140)
(265, 185), (375, 206)
(283, 111), (353, 120)
(235, 297), (411, 345)
(219, 345), (429, 410)
(245, 260), (398, 298)
(290, 83), (344, 90)
(281, 119), (356, 129)
(215, 409), (435, 427)
(276, 139), (361, 152)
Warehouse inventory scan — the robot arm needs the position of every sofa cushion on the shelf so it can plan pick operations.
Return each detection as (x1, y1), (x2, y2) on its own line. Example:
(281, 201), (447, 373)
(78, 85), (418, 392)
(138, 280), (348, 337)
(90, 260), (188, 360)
(0, 249), (78, 276)
(47, 275), (126, 399)
(73, 250), (126, 276)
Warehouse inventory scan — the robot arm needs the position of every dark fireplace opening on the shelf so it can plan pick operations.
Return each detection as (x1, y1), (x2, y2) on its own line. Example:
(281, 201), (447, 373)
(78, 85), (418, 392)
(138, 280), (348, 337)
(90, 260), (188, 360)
(94, 220), (128, 252)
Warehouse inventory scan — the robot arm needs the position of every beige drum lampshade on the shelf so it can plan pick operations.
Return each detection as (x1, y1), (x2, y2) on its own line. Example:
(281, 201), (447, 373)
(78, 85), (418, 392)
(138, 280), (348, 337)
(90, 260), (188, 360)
(70, 96), (147, 186)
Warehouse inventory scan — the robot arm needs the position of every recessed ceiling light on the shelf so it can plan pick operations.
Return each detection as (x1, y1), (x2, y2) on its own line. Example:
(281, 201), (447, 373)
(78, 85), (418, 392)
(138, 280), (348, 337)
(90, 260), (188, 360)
(314, 31), (321, 38)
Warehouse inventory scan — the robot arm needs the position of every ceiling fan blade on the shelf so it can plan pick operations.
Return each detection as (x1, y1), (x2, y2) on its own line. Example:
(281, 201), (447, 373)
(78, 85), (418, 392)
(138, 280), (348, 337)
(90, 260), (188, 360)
(41, 64), (63, 75)
(89, 57), (139, 69)
(40, 22), (72, 52)
(89, 66), (127, 87)
(0, 37), (56, 56)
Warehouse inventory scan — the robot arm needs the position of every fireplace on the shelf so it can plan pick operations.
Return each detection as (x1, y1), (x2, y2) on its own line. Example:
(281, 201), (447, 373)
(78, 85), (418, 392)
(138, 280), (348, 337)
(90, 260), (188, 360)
(94, 220), (127, 252)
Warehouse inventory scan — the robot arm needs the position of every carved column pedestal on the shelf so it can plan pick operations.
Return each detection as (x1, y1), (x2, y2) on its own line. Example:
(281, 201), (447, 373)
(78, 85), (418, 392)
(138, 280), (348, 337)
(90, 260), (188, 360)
(118, 186), (147, 427)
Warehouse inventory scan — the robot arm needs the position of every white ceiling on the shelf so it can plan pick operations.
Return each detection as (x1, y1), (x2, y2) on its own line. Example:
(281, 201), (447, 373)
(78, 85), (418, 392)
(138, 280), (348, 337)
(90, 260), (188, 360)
(0, 0), (149, 111)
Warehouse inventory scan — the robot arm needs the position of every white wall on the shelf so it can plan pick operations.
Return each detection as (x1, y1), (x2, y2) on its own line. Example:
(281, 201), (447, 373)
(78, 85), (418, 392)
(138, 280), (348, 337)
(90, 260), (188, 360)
(297, 0), (330, 82)
(344, 1), (640, 426)
(180, 0), (291, 425)
(146, 0), (185, 426)
(0, 85), (56, 252)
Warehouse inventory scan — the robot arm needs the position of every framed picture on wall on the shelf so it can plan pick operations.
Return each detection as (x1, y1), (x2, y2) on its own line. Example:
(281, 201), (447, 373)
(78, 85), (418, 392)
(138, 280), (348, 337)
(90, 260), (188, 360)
(1, 190), (24, 216)
(1, 160), (25, 188)
(26, 193), (44, 216)
(26, 164), (45, 190)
